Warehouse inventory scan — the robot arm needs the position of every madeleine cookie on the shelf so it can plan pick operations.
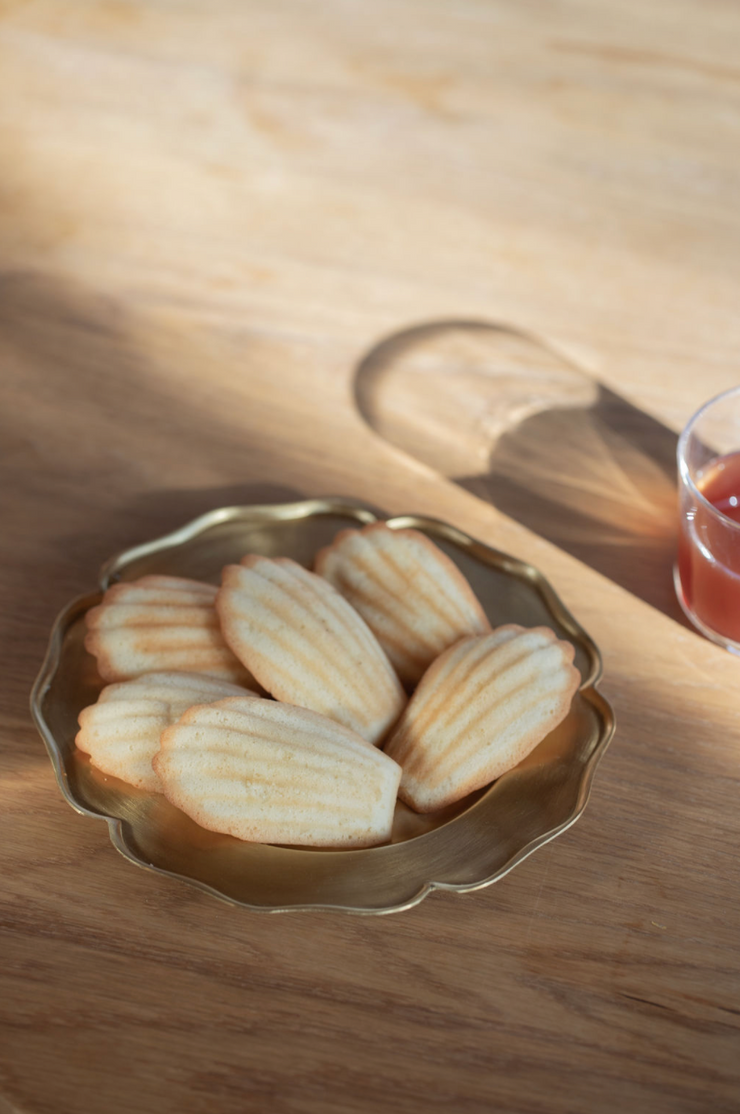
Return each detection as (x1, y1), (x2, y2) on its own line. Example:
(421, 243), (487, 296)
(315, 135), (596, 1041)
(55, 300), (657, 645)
(76, 672), (253, 791)
(85, 575), (249, 684)
(154, 696), (402, 847)
(216, 556), (406, 745)
(385, 625), (581, 812)
(315, 523), (491, 686)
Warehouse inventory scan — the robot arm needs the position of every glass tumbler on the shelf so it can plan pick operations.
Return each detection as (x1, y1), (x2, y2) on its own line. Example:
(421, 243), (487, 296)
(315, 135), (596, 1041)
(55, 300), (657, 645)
(675, 386), (740, 652)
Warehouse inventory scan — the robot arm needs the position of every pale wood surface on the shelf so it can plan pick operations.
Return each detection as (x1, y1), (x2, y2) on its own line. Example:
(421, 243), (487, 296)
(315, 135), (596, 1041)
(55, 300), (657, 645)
(2, 2), (740, 1112)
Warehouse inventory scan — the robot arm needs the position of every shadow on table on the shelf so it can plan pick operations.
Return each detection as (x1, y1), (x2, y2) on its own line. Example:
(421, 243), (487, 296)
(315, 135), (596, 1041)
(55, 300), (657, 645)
(355, 319), (687, 626)
(0, 269), (304, 722)
(4, 283), (737, 1079)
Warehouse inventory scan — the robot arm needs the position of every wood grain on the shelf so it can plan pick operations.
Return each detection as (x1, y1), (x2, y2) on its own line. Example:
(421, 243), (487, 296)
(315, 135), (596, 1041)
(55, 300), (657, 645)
(1, 1), (740, 1112)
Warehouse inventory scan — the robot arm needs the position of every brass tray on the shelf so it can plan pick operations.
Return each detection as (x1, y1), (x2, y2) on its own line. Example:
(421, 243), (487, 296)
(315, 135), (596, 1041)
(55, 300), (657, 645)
(31, 499), (615, 914)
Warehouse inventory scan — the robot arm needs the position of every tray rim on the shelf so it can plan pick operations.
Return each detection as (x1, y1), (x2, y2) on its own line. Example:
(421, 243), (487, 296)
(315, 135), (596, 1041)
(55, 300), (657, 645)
(30, 497), (615, 915)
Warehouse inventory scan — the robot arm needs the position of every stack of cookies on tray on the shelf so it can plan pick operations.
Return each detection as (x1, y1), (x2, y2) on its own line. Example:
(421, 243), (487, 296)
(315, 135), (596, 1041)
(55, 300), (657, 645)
(77, 524), (581, 848)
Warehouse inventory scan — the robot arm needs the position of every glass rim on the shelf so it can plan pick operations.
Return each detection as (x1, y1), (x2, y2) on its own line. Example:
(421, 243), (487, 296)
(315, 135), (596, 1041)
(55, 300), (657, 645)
(677, 384), (740, 533)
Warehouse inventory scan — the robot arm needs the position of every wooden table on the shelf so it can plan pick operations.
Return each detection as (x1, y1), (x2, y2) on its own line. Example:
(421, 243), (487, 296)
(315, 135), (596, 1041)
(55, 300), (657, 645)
(2, 2), (739, 1111)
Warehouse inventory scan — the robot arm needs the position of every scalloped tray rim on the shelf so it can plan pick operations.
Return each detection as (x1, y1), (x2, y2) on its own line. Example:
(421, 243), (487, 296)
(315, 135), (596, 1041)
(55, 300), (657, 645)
(30, 498), (615, 914)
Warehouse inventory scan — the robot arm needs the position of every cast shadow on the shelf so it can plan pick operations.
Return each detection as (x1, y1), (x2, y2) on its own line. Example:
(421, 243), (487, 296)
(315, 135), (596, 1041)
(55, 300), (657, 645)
(355, 319), (686, 625)
(0, 269), (304, 722)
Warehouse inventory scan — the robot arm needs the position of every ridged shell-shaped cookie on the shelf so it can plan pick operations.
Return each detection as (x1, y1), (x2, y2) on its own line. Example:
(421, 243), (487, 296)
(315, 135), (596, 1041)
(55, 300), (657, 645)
(76, 672), (253, 791)
(385, 626), (581, 812)
(315, 523), (491, 686)
(153, 696), (403, 847)
(85, 575), (249, 684)
(216, 556), (406, 745)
